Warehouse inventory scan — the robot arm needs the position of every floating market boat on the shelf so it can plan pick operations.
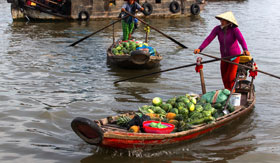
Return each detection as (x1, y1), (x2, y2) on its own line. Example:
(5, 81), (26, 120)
(71, 57), (256, 149)
(7, 0), (206, 21)
(107, 40), (162, 69)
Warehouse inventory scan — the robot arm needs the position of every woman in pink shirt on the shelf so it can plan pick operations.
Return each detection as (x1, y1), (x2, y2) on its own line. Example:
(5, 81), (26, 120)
(194, 11), (250, 90)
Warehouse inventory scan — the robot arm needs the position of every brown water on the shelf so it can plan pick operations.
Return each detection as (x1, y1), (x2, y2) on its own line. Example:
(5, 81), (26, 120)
(1, 0), (280, 162)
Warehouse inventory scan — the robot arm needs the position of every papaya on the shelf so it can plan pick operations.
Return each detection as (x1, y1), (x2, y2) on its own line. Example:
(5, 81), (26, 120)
(166, 112), (176, 120)
(129, 125), (140, 133)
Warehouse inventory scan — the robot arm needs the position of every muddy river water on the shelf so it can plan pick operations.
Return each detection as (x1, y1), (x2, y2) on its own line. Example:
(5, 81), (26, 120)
(0, 0), (280, 162)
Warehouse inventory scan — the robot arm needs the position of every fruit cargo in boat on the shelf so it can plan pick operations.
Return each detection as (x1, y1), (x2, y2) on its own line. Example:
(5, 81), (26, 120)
(7, 0), (206, 20)
(107, 40), (162, 69)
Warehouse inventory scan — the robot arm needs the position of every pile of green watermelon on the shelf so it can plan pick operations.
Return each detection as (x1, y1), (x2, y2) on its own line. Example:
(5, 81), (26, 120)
(111, 40), (148, 56)
(138, 94), (235, 132)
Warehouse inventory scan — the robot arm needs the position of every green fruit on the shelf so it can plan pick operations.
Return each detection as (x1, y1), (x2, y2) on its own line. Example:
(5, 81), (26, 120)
(167, 97), (176, 106)
(187, 102), (195, 112)
(208, 107), (217, 114)
(112, 48), (118, 54)
(198, 98), (207, 104)
(148, 109), (154, 113)
(123, 48), (129, 54)
(180, 108), (189, 117)
(175, 102), (185, 108)
(176, 96), (187, 102)
(190, 97), (197, 104)
(130, 44), (137, 51)
(213, 103), (222, 110)
(116, 45), (122, 51)
(154, 106), (165, 114)
(204, 103), (212, 110)
(161, 103), (173, 112)
(122, 42), (129, 48)
(195, 105), (203, 112)
(152, 97), (162, 106)
(175, 114), (184, 121)
(183, 98), (190, 104)
(202, 110), (212, 117)
(170, 108), (179, 114)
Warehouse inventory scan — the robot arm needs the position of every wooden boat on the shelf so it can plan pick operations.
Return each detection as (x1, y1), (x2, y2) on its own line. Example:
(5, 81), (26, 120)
(71, 80), (255, 149)
(71, 56), (256, 149)
(107, 42), (163, 69)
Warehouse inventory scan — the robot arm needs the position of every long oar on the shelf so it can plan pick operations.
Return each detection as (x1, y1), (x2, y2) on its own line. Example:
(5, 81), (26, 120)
(199, 52), (280, 80)
(114, 59), (216, 84)
(123, 11), (188, 49)
(69, 15), (129, 47)
(114, 54), (243, 84)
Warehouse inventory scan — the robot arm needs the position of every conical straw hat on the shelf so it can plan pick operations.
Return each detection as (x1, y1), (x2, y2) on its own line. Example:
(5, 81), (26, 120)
(215, 11), (238, 27)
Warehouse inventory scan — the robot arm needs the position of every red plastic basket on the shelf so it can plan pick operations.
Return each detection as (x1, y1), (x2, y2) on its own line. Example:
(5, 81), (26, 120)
(143, 120), (175, 134)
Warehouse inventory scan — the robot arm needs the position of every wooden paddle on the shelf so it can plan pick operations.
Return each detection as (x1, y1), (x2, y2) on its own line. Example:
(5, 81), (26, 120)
(69, 15), (129, 47)
(198, 52), (280, 80)
(114, 54), (243, 84)
(123, 10), (188, 49)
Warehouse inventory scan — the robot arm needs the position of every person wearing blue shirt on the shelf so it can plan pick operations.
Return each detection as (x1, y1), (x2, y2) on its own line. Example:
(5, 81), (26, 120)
(121, 0), (143, 41)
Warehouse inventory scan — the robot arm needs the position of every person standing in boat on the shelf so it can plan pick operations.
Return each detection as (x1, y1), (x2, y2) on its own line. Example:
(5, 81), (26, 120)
(194, 11), (250, 90)
(121, 0), (144, 41)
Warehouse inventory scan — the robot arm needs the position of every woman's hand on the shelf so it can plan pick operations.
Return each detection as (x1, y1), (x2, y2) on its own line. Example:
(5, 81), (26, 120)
(194, 49), (201, 54)
(243, 50), (250, 56)
(121, 8), (126, 12)
(140, 7), (144, 11)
